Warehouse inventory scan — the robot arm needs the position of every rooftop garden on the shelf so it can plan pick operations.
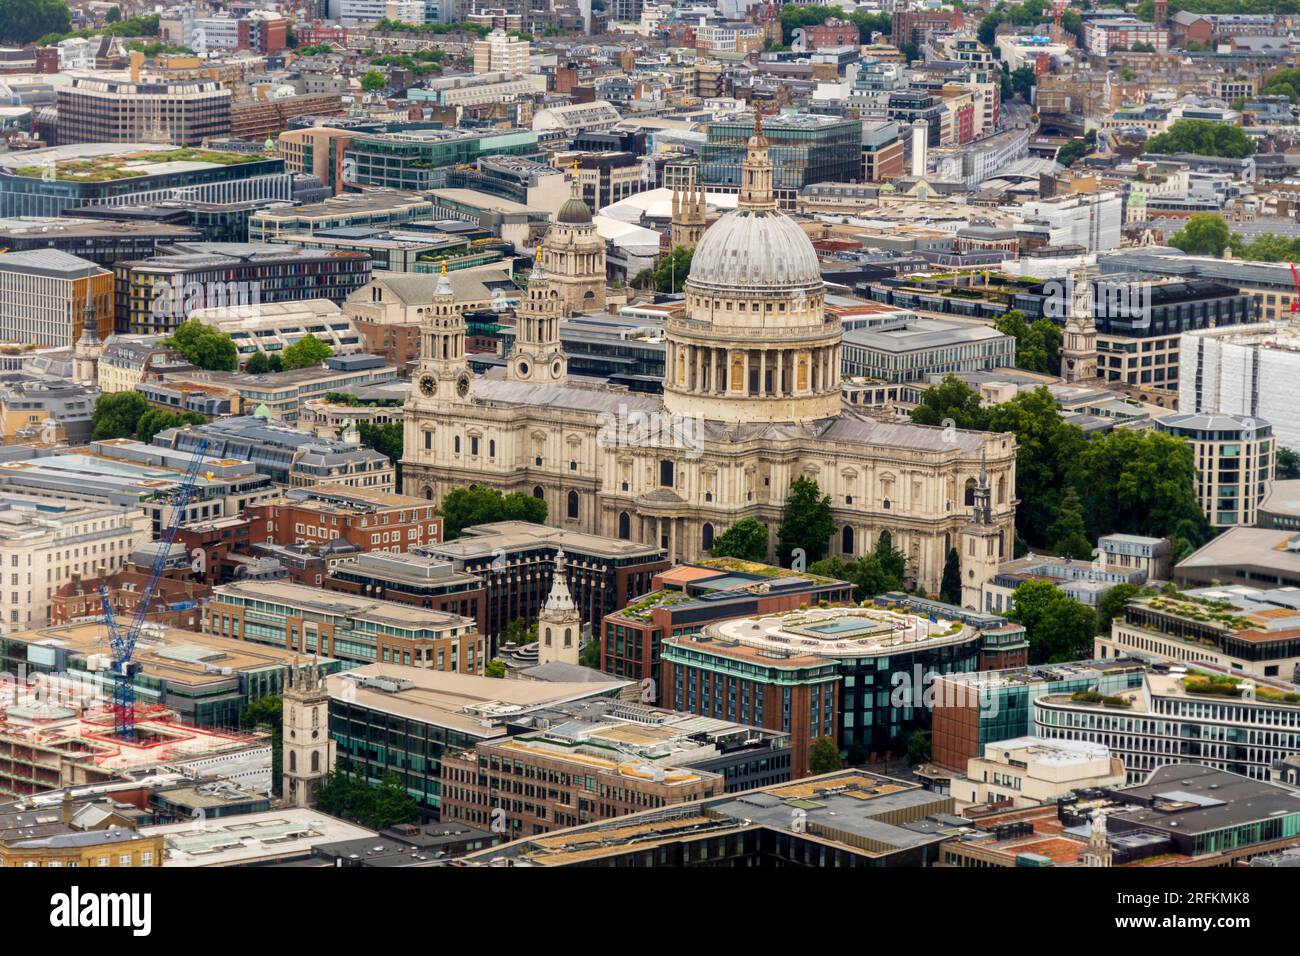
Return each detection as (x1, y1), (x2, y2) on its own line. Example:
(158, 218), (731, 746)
(617, 590), (693, 622)
(1142, 593), (1254, 631)
(1070, 689), (1132, 708)
(1183, 670), (1300, 704)
(15, 148), (259, 182)
(695, 556), (840, 585)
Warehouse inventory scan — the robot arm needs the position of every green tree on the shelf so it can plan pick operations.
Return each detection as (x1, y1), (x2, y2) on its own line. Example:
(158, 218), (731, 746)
(777, 476), (835, 566)
(356, 421), (404, 483)
(710, 517), (769, 562)
(1168, 213), (1232, 256)
(909, 374), (990, 430)
(280, 334), (333, 370)
(370, 772), (419, 828)
(245, 351), (283, 374)
(485, 658), (506, 678)
(164, 318), (238, 371)
(1145, 119), (1255, 159)
(986, 386), (1087, 546)
(1277, 447), (1300, 480)
(633, 246), (693, 294)
(240, 694), (283, 797)
(1010, 64), (1036, 99)
(873, 530), (907, 587)
(135, 409), (205, 444)
(361, 69), (387, 92)
(995, 310), (1062, 374)
(579, 635), (601, 669)
(1047, 487), (1092, 560)
(905, 730), (931, 765)
(91, 391), (149, 441)
(1056, 136), (1091, 167)
(0, 0), (69, 43)
(809, 735), (843, 775)
(106, 5), (121, 23)
(939, 547), (962, 604)
(1010, 579), (1098, 664)
(810, 552), (900, 602)
(1096, 581), (1142, 637)
(1071, 428), (1209, 547)
(978, 11), (1006, 47)
(439, 486), (547, 538)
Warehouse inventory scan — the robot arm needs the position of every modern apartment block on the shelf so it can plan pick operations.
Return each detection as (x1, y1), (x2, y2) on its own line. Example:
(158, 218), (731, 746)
(275, 127), (354, 194)
(0, 250), (113, 349)
(206, 578), (483, 673)
(472, 29), (531, 75)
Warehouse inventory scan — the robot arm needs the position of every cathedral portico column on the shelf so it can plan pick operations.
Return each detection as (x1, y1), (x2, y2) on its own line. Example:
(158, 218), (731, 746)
(758, 350), (766, 398)
(776, 350), (785, 396)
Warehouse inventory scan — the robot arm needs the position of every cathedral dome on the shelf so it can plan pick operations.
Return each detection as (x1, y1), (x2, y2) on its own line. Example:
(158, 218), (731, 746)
(556, 195), (593, 225)
(686, 208), (822, 293)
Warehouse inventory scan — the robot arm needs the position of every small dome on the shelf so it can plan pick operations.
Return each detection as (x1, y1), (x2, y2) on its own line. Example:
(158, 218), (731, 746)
(687, 209), (822, 292)
(556, 196), (592, 225)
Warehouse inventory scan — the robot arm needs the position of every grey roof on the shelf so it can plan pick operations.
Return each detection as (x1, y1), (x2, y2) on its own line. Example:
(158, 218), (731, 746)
(0, 248), (105, 277)
(520, 662), (612, 683)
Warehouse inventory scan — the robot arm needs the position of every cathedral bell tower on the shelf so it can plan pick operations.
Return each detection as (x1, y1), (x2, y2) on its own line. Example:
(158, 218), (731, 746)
(412, 262), (471, 404)
(1061, 258), (1098, 383)
(671, 165), (706, 250)
(959, 452), (1001, 611)
(282, 658), (336, 809)
(508, 261), (567, 384)
(538, 550), (581, 667)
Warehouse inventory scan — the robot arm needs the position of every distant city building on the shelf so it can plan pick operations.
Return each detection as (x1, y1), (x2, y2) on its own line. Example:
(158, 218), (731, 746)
(1156, 413), (1274, 528)
(0, 250), (113, 349)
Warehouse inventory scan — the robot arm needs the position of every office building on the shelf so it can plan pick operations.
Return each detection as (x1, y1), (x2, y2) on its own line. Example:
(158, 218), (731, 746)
(1179, 323), (1300, 453)
(114, 243), (372, 335)
(206, 579), (482, 673)
(473, 29), (531, 75)
(1155, 413), (1274, 528)
(1009, 192), (1123, 253)
(440, 698), (791, 838)
(663, 605), (985, 774)
(0, 217), (201, 268)
(698, 112), (862, 197)
(276, 127), (354, 194)
(0, 250), (113, 349)
(54, 74), (231, 147)
(247, 190), (434, 242)
(326, 663), (629, 815)
(840, 317), (1014, 384)
(344, 128), (540, 192)
(601, 558), (855, 697)
(244, 486), (442, 555)
(957, 737), (1126, 808)
(190, 299), (364, 364)
(325, 551), (486, 636)
(419, 521), (668, 646)
(0, 145), (288, 220)
(462, 769), (957, 867)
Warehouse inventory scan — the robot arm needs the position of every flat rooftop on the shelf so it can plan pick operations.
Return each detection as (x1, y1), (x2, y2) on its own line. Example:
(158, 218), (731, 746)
(421, 520), (665, 562)
(703, 606), (974, 660)
(212, 579), (475, 633)
(148, 809), (375, 867)
(325, 663), (629, 738)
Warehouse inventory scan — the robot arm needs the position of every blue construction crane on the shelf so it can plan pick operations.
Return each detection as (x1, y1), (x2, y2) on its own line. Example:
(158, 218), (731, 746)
(98, 440), (210, 739)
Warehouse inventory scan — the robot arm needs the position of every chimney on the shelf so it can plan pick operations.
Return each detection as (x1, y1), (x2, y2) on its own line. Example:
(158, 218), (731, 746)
(911, 120), (929, 178)
(60, 791), (73, 825)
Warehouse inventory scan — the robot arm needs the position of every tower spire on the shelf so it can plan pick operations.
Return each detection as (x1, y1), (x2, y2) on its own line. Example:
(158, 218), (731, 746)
(737, 108), (776, 213)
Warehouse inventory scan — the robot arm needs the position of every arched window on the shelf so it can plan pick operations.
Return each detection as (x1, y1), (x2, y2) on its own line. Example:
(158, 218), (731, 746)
(423, 486), (433, 501)
(544, 626), (552, 646)
(533, 485), (544, 499)
(997, 475), (1007, 505)
(618, 512), (630, 540)
(311, 751), (320, 773)
(842, 525), (855, 555)
(964, 478), (977, 506)
(702, 522), (714, 551)
(567, 490), (579, 519)
(289, 751), (297, 772)
(489, 439), (496, 458)
(564, 627), (572, 647)
(454, 436), (461, 455)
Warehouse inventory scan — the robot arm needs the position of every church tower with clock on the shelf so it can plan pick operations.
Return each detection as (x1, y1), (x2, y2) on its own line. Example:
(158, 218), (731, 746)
(412, 262), (471, 404)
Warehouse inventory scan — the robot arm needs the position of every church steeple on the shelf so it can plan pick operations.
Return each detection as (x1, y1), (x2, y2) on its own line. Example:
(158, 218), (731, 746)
(282, 656), (337, 809)
(672, 165), (706, 250)
(738, 109), (777, 213)
(413, 261), (470, 403)
(1061, 257), (1098, 383)
(509, 260), (567, 384)
(538, 550), (581, 667)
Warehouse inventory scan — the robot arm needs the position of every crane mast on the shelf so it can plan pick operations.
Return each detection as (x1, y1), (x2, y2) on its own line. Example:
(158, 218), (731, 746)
(98, 439), (210, 739)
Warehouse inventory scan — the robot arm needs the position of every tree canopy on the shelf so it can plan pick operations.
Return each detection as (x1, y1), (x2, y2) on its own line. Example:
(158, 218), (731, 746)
(91, 391), (149, 441)
(710, 517), (769, 562)
(245, 351), (283, 374)
(777, 4), (891, 45)
(1046, 487), (1092, 560)
(1010, 580), (1098, 664)
(439, 486), (547, 539)
(1168, 213), (1232, 256)
(0, 0), (69, 43)
(315, 764), (419, 829)
(280, 334), (333, 370)
(1144, 119), (1255, 159)
(994, 310), (1062, 375)
(777, 476), (835, 566)
(360, 69), (387, 92)
(810, 736), (843, 775)
(164, 319), (238, 372)
(633, 247), (693, 294)
(939, 548), (962, 605)
(909, 373), (989, 430)
(135, 409), (206, 444)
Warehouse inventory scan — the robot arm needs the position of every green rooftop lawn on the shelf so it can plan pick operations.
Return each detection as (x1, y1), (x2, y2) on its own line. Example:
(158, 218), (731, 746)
(16, 147), (259, 182)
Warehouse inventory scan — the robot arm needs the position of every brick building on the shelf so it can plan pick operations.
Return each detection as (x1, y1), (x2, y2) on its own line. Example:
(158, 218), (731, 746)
(245, 486), (442, 556)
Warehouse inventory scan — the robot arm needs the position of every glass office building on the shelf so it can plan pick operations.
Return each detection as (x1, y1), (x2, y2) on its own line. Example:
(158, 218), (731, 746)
(698, 113), (863, 191)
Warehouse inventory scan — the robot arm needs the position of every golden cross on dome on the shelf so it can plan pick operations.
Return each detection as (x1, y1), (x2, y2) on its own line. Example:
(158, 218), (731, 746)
(441, 260), (448, 276)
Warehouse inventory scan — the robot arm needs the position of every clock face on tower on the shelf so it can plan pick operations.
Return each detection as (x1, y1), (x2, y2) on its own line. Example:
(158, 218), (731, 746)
(456, 371), (471, 398)
(419, 374), (436, 397)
